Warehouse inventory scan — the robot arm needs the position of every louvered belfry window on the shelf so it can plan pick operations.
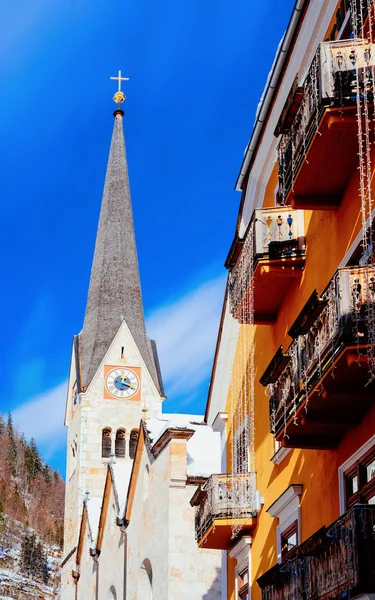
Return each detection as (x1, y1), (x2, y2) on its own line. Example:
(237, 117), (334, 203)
(115, 429), (126, 458)
(102, 428), (112, 458)
(129, 429), (139, 460)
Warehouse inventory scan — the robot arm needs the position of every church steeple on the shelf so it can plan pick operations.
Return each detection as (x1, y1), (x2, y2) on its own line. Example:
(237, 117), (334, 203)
(77, 75), (160, 392)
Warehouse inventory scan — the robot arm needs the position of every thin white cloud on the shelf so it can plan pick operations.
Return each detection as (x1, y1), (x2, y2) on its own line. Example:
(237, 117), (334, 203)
(147, 274), (226, 402)
(12, 381), (67, 459)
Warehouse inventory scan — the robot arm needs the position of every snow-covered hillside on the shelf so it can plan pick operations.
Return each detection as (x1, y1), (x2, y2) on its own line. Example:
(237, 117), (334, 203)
(0, 518), (61, 599)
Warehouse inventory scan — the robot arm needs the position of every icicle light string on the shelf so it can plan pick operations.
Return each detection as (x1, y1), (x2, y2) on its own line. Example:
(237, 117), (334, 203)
(350, 0), (375, 381)
(228, 217), (256, 538)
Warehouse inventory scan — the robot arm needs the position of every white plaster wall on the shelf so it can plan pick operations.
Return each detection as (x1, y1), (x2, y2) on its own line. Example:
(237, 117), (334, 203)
(168, 484), (221, 600)
(126, 436), (222, 600)
(97, 483), (126, 600)
(60, 553), (77, 600)
(206, 300), (240, 428)
(77, 527), (97, 600)
(126, 443), (170, 599)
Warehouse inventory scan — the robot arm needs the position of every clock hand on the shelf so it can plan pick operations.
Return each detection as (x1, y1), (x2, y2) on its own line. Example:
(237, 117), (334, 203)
(120, 377), (136, 390)
(124, 382), (136, 390)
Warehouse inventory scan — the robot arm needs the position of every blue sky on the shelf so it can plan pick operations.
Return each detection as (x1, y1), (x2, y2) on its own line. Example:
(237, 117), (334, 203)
(0, 0), (295, 475)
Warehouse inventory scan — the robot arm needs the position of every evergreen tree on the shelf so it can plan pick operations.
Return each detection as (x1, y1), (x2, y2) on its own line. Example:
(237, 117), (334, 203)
(40, 542), (50, 585)
(21, 532), (39, 577)
(6, 412), (17, 477)
(0, 414), (5, 438)
(6, 412), (13, 436)
(21, 532), (49, 583)
(24, 438), (43, 479)
(0, 499), (5, 525)
(42, 464), (53, 484)
(0, 499), (6, 551)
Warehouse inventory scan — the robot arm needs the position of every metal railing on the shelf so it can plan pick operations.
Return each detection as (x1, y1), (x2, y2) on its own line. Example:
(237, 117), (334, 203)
(258, 505), (375, 600)
(195, 472), (257, 541)
(228, 206), (305, 319)
(278, 39), (375, 203)
(268, 265), (375, 437)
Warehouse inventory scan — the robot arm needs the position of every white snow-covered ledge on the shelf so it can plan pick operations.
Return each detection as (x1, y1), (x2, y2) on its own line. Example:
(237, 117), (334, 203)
(270, 446), (291, 465)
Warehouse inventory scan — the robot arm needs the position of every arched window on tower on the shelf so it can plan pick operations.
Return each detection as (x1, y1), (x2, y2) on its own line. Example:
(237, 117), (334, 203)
(129, 429), (139, 460)
(102, 428), (112, 458)
(115, 429), (126, 458)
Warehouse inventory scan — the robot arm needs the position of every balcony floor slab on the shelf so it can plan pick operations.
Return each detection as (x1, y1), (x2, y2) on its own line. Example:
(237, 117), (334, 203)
(197, 517), (256, 551)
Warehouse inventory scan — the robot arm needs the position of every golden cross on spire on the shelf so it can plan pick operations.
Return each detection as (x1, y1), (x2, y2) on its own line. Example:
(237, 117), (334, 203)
(110, 70), (129, 105)
(110, 70), (129, 92)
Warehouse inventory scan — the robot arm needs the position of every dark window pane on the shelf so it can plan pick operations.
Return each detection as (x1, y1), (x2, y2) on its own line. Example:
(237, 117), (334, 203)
(115, 429), (126, 458)
(102, 429), (112, 458)
(129, 429), (139, 460)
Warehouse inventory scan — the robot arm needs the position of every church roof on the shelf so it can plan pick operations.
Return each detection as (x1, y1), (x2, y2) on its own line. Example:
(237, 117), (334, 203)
(78, 112), (160, 391)
(146, 414), (221, 478)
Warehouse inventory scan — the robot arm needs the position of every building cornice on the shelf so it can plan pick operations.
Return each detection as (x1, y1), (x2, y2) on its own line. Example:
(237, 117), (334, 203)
(152, 428), (195, 459)
(267, 484), (303, 517)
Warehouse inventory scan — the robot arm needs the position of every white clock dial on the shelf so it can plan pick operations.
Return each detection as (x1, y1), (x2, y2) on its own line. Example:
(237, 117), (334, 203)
(105, 368), (140, 399)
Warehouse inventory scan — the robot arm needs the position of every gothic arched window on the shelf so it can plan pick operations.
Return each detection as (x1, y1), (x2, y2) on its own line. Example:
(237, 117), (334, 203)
(102, 428), (112, 458)
(115, 429), (126, 458)
(129, 429), (139, 460)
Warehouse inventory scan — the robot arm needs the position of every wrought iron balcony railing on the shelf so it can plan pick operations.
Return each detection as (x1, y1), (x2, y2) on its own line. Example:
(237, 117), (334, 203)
(194, 472), (257, 543)
(257, 505), (375, 600)
(228, 206), (305, 323)
(261, 264), (375, 445)
(277, 39), (375, 205)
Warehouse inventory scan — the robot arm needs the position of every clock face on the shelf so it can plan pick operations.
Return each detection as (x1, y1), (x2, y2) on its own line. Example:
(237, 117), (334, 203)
(105, 368), (140, 399)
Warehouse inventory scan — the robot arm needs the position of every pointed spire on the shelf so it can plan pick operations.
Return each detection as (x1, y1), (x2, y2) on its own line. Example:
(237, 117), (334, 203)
(78, 93), (159, 392)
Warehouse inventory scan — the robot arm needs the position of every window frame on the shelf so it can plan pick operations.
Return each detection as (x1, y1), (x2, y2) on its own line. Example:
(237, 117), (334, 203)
(237, 567), (249, 600)
(280, 519), (298, 561)
(267, 484), (302, 563)
(338, 435), (375, 513)
(344, 444), (375, 509)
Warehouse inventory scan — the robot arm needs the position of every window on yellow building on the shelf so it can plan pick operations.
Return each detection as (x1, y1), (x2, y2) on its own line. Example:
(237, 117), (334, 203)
(280, 520), (298, 560)
(237, 568), (249, 600)
(267, 484), (302, 563)
(234, 417), (249, 474)
(344, 444), (375, 508)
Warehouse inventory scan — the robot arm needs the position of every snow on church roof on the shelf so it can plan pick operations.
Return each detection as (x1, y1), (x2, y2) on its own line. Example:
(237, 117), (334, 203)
(85, 497), (102, 549)
(110, 462), (133, 520)
(146, 414), (221, 478)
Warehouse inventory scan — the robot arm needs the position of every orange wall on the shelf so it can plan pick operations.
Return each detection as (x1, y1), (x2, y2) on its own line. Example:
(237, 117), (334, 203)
(225, 133), (375, 600)
(227, 555), (237, 600)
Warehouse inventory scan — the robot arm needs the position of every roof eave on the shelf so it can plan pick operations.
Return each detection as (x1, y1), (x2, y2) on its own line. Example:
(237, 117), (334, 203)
(235, 0), (309, 193)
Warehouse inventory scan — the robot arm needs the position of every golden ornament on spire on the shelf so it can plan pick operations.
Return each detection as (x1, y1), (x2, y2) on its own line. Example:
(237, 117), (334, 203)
(110, 69), (129, 104)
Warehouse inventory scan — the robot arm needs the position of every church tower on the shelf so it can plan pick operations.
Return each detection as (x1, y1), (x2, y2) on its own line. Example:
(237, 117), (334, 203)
(62, 75), (164, 566)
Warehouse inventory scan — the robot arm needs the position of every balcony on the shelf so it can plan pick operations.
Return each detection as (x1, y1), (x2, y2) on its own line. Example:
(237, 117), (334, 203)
(261, 265), (375, 448)
(257, 505), (375, 600)
(227, 207), (305, 324)
(191, 472), (257, 550)
(277, 39), (375, 208)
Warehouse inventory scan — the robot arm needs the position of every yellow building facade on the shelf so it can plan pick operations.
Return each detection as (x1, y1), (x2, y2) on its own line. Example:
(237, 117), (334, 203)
(193, 1), (375, 599)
